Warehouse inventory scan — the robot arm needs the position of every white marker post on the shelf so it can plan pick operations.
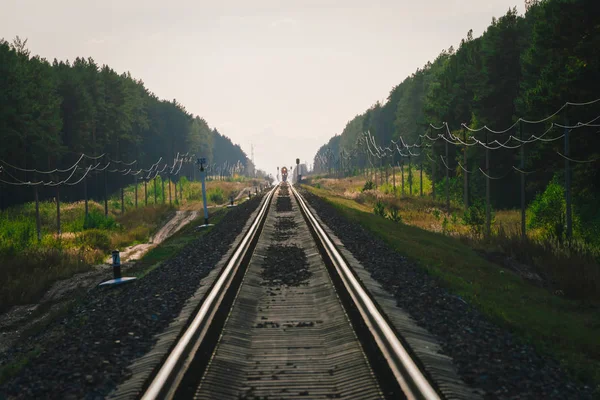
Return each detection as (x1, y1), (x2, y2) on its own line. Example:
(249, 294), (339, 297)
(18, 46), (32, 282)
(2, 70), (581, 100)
(197, 157), (213, 228)
(99, 250), (136, 287)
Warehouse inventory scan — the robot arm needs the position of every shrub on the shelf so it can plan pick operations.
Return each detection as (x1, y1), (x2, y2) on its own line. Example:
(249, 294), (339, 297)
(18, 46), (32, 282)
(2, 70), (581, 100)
(83, 209), (117, 230)
(208, 187), (225, 204)
(76, 229), (111, 252)
(528, 181), (566, 242)
(388, 206), (403, 223)
(379, 183), (395, 195)
(462, 200), (487, 238)
(362, 180), (375, 192)
(373, 200), (387, 218)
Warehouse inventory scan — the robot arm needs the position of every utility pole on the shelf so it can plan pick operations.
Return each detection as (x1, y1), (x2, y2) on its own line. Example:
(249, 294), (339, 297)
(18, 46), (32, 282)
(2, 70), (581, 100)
(84, 173), (89, 217)
(56, 186), (61, 236)
(420, 154), (423, 197)
(463, 129), (469, 209)
(431, 146), (436, 201)
(104, 164), (108, 217)
(564, 117), (572, 241)
(35, 185), (41, 241)
(445, 132), (450, 213)
(408, 153), (412, 196)
(153, 176), (157, 204)
(134, 176), (138, 209)
(520, 121), (526, 240)
(485, 132), (491, 240)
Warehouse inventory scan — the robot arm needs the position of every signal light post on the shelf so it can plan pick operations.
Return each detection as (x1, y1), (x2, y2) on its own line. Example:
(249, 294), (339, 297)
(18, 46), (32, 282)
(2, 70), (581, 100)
(197, 157), (213, 229)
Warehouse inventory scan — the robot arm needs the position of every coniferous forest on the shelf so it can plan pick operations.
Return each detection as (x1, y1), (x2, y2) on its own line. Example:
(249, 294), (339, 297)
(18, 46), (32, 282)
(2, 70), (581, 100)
(0, 37), (254, 208)
(313, 0), (600, 245)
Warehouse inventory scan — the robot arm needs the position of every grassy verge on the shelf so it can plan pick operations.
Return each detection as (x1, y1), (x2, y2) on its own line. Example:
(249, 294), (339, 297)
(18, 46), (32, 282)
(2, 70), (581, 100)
(0, 179), (258, 314)
(305, 184), (600, 387)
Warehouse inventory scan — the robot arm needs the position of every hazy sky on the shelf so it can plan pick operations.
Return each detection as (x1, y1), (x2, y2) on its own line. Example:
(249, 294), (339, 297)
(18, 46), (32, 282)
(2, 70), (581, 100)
(2, 0), (522, 177)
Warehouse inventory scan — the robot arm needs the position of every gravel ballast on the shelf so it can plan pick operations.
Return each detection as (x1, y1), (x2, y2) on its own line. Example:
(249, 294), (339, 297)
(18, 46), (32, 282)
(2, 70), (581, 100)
(301, 189), (595, 400)
(0, 197), (264, 400)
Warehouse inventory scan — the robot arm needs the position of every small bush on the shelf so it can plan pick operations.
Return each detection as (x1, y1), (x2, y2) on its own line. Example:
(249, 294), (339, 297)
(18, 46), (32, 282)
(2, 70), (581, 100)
(76, 229), (111, 252)
(83, 209), (117, 230)
(528, 181), (566, 242)
(362, 180), (375, 192)
(388, 206), (403, 223)
(462, 200), (489, 238)
(373, 200), (387, 218)
(208, 187), (225, 204)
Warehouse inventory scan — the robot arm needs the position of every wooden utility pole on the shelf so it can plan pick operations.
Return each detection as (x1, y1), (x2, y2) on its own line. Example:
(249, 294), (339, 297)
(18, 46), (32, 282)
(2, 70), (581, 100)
(431, 147), (436, 201)
(445, 135), (450, 213)
(401, 160), (405, 196)
(153, 177), (157, 204)
(408, 153), (412, 196)
(104, 168), (108, 217)
(463, 130), (469, 209)
(420, 156), (423, 197)
(564, 118), (572, 241)
(520, 121), (526, 240)
(56, 186), (61, 236)
(84, 174), (89, 217)
(135, 177), (138, 209)
(485, 132), (491, 240)
(35, 186), (41, 241)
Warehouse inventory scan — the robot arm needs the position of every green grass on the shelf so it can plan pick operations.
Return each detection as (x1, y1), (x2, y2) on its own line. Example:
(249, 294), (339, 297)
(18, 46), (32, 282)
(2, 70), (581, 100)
(306, 185), (600, 389)
(0, 199), (174, 313)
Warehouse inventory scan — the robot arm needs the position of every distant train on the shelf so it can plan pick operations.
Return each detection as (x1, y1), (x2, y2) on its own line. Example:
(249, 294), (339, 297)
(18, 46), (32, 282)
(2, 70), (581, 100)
(281, 166), (288, 182)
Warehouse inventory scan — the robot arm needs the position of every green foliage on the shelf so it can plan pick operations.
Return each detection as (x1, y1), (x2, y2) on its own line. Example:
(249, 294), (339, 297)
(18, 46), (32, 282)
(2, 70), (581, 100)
(208, 187), (225, 204)
(528, 181), (566, 241)
(432, 209), (441, 221)
(0, 40), (253, 210)
(451, 212), (459, 225)
(462, 200), (489, 238)
(442, 216), (450, 235)
(83, 209), (117, 230)
(373, 200), (387, 218)
(362, 180), (375, 192)
(0, 214), (35, 255)
(388, 206), (403, 223)
(76, 229), (111, 252)
(311, 0), (600, 251)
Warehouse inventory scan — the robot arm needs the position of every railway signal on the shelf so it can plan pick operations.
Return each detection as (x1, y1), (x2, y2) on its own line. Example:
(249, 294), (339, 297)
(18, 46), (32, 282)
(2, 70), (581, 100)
(197, 157), (213, 228)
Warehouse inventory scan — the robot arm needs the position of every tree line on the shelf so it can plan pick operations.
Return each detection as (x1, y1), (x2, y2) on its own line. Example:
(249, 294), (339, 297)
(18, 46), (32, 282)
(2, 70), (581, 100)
(313, 0), (600, 243)
(0, 37), (256, 208)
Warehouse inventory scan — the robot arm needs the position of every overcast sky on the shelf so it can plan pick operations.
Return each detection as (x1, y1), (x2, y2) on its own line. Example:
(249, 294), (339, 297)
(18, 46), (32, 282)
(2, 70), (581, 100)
(2, 0), (522, 177)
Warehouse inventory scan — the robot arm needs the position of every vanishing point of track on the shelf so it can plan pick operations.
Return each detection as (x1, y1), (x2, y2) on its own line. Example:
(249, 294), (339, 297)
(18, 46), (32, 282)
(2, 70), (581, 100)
(140, 182), (441, 400)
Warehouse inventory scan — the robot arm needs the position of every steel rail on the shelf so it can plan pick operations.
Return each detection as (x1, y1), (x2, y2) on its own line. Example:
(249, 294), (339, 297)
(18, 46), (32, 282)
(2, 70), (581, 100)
(141, 186), (276, 400)
(290, 184), (441, 400)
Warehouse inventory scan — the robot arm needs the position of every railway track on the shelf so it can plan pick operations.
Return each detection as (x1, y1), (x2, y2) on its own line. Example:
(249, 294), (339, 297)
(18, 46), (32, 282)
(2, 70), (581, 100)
(140, 182), (441, 400)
